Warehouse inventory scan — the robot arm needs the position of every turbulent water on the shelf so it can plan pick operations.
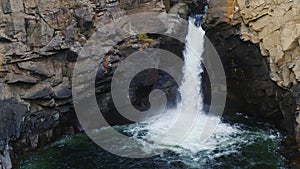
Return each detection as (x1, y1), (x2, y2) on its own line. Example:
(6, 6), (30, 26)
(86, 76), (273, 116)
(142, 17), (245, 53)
(18, 114), (285, 169)
(19, 20), (286, 168)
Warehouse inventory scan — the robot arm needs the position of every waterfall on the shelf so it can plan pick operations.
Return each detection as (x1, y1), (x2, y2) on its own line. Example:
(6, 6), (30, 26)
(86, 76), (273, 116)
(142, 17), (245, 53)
(90, 18), (238, 158)
(179, 18), (205, 125)
(123, 19), (237, 155)
(144, 18), (207, 148)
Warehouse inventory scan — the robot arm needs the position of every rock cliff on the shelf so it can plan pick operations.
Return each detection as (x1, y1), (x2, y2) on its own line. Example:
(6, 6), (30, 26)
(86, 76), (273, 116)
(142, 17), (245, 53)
(204, 0), (300, 144)
(0, 0), (178, 167)
(0, 0), (300, 167)
(0, 0), (101, 167)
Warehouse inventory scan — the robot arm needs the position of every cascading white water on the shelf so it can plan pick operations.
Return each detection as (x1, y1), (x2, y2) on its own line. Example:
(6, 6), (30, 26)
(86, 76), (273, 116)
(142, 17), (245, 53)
(85, 18), (278, 163)
(125, 19), (238, 154)
(142, 18), (208, 147)
(179, 18), (205, 123)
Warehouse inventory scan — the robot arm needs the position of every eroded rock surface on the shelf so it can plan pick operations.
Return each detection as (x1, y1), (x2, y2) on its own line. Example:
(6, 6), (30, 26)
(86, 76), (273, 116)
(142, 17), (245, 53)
(205, 0), (300, 149)
(0, 0), (178, 167)
(1, 0), (299, 167)
(0, 0), (123, 167)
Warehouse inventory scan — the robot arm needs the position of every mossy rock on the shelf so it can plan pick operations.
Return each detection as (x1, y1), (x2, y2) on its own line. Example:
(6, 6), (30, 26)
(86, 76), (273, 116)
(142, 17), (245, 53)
(136, 33), (156, 45)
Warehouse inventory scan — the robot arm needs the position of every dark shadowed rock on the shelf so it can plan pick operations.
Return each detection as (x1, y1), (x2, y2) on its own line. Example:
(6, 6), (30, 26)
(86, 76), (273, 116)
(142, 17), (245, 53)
(0, 98), (29, 149)
(21, 84), (54, 100)
(54, 78), (72, 99)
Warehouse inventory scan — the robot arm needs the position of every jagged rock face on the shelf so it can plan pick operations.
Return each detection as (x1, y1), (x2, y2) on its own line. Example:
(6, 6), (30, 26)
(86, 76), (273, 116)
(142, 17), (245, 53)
(0, 0), (298, 167)
(204, 23), (294, 133)
(206, 0), (300, 88)
(0, 0), (121, 164)
(238, 0), (300, 89)
(0, 0), (176, 166)
(205, 0), (300, 142)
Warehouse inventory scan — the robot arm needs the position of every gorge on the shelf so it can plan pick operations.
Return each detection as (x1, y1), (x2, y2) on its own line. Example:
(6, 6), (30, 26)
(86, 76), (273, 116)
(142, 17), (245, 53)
(0, 0), (299, 168)
(18, 17), (285, 169)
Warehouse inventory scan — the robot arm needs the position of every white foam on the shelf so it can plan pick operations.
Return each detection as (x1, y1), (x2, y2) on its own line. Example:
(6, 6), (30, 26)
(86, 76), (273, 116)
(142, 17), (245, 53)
(123, 19), (240, 155)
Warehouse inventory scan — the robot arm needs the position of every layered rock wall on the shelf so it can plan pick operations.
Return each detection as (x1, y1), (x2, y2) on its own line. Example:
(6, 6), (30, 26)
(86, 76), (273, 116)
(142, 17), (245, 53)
(0, 0), (173, 167)
(205, 0), (300, 142)
(206, 0), (300, 88)
(0, 0), (116, 167)
(0, 0), (299, 167)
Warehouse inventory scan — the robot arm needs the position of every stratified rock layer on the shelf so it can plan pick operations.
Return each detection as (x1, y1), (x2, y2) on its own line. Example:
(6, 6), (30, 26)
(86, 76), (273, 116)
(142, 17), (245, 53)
(206, 0), (300, 88)
(0, 0), (175, 167)
(0, 0), (299, 167)
(238, 0), (300, 88)
(205, 0), (300, 144)
(0, 0), (122, 167)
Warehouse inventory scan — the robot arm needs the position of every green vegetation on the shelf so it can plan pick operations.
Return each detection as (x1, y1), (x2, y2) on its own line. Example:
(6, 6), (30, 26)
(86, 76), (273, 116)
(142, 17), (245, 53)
(74, 1), (81, 8)
(136, 33), (156, 44)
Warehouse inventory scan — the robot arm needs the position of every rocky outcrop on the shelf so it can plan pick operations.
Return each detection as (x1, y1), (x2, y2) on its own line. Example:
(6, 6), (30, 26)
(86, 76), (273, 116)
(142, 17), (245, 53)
(204, 23), (294, 129)
(0, 0), (119, 167)
(0, 0), (299, 167)
(237, 0), (300, 89)
(204, 0), (300, 146)
(0, 0), (178, 167)
(205, 0), (300, 87)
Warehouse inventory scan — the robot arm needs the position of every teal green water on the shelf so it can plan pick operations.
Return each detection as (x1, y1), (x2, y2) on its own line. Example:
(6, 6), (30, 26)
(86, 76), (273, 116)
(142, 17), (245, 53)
(18, 114), (286, 169)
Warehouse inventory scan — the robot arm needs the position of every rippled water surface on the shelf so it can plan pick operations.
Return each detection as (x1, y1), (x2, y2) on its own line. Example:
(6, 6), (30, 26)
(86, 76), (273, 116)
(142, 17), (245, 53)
(18, 113), (286, 169)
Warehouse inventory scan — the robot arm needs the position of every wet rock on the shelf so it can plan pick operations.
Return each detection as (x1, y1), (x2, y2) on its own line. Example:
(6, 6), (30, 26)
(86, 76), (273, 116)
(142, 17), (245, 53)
(0, 98), (29, 146)
(24, 109), (60, 134)
(29, 135), (39, 149)
(205, 22), (291, 132)
(203, 1), (300, 151)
